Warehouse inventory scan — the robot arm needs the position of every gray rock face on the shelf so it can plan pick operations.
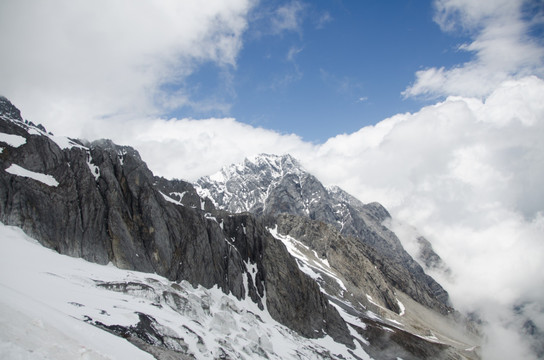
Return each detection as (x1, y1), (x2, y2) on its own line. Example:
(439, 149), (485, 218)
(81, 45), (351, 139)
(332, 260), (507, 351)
(271, 213), (402, 315)
(196, 153), (451, 315)
(0, 97), (351, 346)
(417, 236), (449, 272)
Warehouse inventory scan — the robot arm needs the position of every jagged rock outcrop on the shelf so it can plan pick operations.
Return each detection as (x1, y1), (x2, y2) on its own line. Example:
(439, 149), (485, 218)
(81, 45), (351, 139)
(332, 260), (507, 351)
(0, 97), (351, 346)
(417, 236), (449, 272)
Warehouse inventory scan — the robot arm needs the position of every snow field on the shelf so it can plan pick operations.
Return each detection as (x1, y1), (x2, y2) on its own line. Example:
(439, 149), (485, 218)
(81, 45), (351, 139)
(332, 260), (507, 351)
(0, 222), (371, 359)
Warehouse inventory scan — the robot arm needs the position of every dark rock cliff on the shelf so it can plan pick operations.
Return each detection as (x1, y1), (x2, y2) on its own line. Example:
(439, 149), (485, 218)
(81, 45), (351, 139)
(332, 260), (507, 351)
(0, 97), (352, 346)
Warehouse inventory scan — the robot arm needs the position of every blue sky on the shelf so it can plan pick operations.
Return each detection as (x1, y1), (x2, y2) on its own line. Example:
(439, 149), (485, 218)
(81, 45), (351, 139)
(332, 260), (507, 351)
(174, 0), (472, 142)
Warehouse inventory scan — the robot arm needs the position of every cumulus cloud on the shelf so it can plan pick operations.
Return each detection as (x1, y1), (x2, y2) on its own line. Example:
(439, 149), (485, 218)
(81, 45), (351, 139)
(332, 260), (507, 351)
(0, 0), (253, 137)
(105, 116), (315, 181)
(403, 0), (544, 98)
(306, 76), (544, 359)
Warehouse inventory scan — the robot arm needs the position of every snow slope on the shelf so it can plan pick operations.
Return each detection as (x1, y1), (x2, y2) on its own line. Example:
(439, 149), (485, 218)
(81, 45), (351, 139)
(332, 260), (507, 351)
(0, 222), (372, 359)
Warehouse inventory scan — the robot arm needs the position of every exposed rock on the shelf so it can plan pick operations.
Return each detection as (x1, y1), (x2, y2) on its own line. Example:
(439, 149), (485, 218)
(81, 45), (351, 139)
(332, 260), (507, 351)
(417, 236), (450, 272)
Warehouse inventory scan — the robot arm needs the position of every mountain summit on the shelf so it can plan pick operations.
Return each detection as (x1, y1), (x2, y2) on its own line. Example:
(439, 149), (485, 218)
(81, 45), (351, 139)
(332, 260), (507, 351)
(196, 154), (450, 312)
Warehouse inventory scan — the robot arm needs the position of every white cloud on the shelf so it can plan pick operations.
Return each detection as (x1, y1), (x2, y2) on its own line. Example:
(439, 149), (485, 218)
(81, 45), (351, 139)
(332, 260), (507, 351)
(403, 0), (544, 98)
(286, 46), (304, 62)
(315, 11), (333, 29)
(101, 116), (315, 181)
(0, 0), (253, 137)
(271, 1), (305, 34)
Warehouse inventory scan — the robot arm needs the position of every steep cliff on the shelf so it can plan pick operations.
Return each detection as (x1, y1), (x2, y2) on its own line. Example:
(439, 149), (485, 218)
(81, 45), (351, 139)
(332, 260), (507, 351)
(0, 96), (351, 346)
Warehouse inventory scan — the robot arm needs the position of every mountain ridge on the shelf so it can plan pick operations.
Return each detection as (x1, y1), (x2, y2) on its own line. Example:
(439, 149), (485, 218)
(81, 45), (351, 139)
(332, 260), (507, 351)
(0, 96), (480, 359)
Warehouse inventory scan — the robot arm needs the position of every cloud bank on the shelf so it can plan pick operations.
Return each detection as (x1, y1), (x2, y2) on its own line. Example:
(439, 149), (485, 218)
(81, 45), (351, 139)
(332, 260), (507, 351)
(0, 0), (253, 136)
(99, 75), (544, 359)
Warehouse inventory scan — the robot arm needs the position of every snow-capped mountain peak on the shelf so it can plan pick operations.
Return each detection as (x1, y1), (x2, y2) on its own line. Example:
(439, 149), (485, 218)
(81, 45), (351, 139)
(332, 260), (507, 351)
(195, 153), (307, 214)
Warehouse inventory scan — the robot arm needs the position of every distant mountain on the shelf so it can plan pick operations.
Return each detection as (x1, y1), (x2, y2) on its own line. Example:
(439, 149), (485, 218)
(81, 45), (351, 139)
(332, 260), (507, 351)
(0, 97), (480, 359)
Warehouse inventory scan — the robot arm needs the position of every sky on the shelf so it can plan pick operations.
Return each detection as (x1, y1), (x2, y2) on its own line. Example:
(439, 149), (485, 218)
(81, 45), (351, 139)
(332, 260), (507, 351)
(1, 0), (544, 359)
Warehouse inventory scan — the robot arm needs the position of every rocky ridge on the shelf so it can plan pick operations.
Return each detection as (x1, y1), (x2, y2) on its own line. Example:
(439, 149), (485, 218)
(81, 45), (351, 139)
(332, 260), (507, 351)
(196, 153), (451, 315)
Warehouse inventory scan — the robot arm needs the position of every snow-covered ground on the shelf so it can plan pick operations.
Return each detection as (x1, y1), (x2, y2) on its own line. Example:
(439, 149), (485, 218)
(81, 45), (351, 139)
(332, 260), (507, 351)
(0, 222), (372, 359)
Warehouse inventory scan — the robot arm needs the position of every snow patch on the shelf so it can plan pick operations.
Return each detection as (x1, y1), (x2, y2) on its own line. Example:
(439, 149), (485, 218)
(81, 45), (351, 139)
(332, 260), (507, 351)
(0, 132), (26, 147)
(4, 164), (59, 187)
(86, 152), (100, 181)
(117, 149), (127, 165)
(397, 298), (406, 316)
(27, 127), (86, 150)
(160, 191), (184, 206)
(268, 226), (347, 292)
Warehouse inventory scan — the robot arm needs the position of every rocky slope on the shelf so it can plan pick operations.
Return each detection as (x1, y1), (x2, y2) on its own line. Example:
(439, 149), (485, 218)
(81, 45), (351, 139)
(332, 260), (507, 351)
(0, 97), (480, 359)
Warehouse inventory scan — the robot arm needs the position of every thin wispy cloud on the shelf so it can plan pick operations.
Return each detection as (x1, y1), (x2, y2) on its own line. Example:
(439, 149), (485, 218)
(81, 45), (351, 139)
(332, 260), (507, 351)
(270, 1), (306, 34)
(286, 46), (304, 62)
(315, 11), (333, 29)
(320, 69), (363, 96)
(403, 0), (544, 98)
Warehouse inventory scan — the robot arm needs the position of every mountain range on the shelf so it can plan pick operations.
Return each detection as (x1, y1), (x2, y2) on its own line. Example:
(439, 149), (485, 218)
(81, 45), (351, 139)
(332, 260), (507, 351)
(0, 96), (480, 359)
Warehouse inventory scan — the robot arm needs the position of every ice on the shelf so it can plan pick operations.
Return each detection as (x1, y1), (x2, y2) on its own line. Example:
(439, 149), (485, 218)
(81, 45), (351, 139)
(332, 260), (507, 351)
(0, 132), (26, 147)
(4, 164), (59, 187)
